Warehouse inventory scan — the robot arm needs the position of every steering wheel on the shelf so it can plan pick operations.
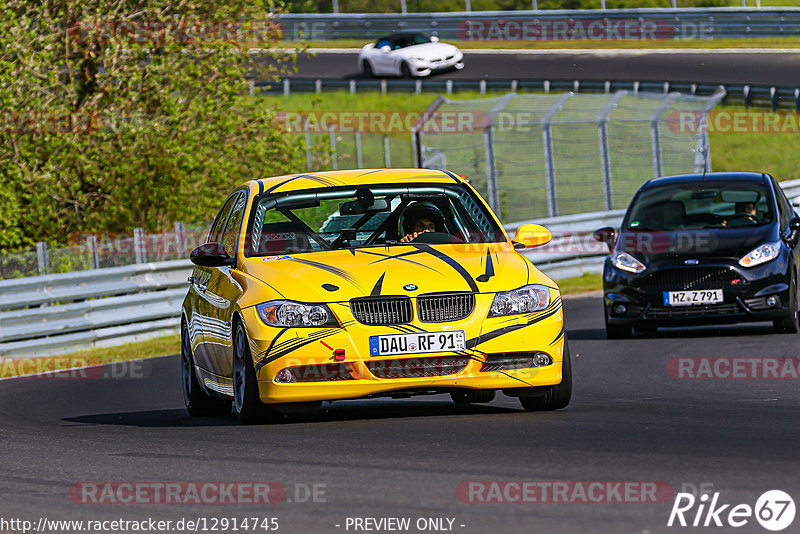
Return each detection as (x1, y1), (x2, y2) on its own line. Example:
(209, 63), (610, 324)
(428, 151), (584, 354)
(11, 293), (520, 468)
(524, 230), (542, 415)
(411, 231), (464, 244)
(725, 213), (758, 226)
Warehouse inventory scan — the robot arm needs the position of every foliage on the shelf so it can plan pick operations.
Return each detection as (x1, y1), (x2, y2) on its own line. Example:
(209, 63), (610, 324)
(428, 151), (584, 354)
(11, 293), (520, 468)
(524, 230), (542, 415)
(0, 0), (305, 251)
(285, 0), (733, 12)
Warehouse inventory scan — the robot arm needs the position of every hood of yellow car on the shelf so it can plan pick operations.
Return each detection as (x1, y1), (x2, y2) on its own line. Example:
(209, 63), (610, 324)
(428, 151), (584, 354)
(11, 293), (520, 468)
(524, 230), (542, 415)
(242, 242), (547, 302)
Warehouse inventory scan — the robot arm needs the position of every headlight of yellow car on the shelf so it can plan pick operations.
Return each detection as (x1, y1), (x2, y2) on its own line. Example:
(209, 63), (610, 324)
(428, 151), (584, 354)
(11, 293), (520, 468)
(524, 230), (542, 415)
(488, 284), (551, 317)
(256, 301), (338, 327)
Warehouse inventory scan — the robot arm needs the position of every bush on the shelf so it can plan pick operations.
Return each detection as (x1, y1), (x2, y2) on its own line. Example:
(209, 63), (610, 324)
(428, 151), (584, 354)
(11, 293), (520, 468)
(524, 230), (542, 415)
(0, 1), (306, 252)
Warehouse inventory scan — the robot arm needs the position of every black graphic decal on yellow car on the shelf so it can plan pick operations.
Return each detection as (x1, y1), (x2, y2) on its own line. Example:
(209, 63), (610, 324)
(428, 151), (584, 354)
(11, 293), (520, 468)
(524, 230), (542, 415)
(288, 257), (365, 291)
(254, 328), (340, 372)
(265, 173), (343, 194)
(465, 297), (563, 349)
(359, 249), (441, 273)
(476, 248), (495, 283)
(370, 273), (386, 296)
(550, 326), (565, 346)
(410, 244), (479, 292)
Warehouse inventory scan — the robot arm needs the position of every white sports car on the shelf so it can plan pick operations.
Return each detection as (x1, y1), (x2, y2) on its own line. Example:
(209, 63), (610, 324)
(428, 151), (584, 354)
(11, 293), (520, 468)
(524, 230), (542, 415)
(358, 33), (464, 78)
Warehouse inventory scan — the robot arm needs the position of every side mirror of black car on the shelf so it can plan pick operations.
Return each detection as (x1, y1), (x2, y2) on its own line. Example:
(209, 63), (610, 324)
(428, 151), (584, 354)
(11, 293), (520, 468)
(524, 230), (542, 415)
(592, 226), (616, 252)
(786, 217), (800, 246)
(190, 242), (235, 267)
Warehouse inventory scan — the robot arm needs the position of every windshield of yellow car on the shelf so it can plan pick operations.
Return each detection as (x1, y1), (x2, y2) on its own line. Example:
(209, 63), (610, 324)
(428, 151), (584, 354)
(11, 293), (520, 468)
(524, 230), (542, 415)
(244, 184), (505, 256)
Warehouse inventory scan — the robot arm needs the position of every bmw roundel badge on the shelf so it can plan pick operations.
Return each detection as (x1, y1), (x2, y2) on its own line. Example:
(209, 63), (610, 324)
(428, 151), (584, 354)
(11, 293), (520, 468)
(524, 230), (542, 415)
(403, 284), (418, 291)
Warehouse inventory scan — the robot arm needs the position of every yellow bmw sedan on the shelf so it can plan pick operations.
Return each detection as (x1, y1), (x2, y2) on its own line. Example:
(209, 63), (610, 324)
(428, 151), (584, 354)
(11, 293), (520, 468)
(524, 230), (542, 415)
(181, 169), (571, 423)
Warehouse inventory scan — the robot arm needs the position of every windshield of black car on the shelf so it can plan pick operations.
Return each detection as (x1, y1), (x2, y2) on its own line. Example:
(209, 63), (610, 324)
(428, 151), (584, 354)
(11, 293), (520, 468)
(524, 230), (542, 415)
(245, 184), (506, 256)
(625, 182), (775, 231)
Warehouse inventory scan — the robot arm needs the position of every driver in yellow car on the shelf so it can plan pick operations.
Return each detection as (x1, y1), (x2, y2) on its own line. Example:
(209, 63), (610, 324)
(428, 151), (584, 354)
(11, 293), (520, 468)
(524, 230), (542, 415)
(399, 202), (445, 243)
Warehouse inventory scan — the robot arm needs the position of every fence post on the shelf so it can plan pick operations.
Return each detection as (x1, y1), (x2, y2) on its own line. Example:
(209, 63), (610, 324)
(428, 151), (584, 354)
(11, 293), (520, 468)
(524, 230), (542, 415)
(283, 79), (290, 96)
(133, 228), (146, 264)
(355, 130), (363, 168)
(328, 125), (337, 170)
(541, 93), (571, 217)
(694, 88), (727, 173)
(36, 241), (49, 275)
(384, 135), (392, 168)
(304, 117), (312, 171)
(483, 125), (500, 215)
(412, 94), (446, 169)
(649, 92), (679, 179)
(86, 235), (100, 269)
(349, 79), (356, 94)
(175, 221), (187, 257)
(597, 91), (626, 211)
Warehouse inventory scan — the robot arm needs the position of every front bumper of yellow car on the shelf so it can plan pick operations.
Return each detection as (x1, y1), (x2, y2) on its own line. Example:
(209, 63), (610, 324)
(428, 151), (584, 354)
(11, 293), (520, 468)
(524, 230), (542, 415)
(240, 291), (565, 404)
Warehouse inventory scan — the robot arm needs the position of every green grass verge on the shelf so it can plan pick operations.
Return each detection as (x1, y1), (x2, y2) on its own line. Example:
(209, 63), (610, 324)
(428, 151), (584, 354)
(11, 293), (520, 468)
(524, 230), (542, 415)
(0, 334), (179, 378)
(555, 272), (603, 295)
(281, 37), (800, 50)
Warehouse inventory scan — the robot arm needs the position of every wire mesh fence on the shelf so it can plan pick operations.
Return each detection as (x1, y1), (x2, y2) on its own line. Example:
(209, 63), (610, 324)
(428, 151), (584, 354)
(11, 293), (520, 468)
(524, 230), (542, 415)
(415, 89), (725, 221)
(0, 223), (210, 280)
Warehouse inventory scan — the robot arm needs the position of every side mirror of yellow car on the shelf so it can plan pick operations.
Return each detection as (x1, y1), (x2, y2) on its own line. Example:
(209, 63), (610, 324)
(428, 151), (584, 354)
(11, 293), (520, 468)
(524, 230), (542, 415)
(511, 224), (552, 249)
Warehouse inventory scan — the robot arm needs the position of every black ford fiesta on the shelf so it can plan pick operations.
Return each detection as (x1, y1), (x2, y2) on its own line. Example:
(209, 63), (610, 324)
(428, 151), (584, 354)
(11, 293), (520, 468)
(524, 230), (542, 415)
(594, 172), (800, 338)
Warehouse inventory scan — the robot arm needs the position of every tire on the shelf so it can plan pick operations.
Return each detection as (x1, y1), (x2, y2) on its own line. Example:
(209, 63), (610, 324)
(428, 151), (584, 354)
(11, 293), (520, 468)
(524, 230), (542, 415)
(604, 307), (632, 339)
(400, 62), (413, 78)
(450, 389), (496, 404)
(774, 274), (799, 334)
(233, 321), (277, 424)
(181, 321), (230, 417)
(519, 339), (572, 412)
(361, 60), (373, 78)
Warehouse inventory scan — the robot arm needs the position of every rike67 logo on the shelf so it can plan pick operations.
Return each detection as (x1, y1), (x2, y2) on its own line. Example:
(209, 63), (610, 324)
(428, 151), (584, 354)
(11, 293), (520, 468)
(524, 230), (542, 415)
(668, 489), (795, 531)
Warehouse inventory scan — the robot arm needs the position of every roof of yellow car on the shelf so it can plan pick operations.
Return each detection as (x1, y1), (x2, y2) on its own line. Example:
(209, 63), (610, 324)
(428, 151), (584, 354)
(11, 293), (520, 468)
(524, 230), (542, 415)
(243, 168), (463, 194)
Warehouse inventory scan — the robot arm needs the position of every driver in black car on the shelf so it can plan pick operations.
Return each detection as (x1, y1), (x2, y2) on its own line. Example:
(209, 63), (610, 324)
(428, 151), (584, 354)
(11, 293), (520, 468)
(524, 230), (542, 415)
(399, 202), (446, 243)
(736, 201), (757, 217)
(723, 200), (759, 227)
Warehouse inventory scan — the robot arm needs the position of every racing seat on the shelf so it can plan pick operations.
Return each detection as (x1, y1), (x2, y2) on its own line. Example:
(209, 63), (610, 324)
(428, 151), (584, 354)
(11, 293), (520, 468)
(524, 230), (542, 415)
(255, 221), (311, 255)
(661, 200), (686, 229)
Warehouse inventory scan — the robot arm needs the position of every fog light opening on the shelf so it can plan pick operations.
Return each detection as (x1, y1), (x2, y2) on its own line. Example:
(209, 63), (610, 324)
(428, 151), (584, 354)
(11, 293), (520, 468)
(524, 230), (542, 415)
(767, 295), (779, 307)
(613, 304), (627, 316)
(274, 368), (296, 383)
(532, 352), (553, 367)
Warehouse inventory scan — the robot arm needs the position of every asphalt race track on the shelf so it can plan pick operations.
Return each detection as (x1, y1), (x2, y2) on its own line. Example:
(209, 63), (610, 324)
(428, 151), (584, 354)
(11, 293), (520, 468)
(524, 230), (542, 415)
(289, 49), (800, 86)
(2, 296), (799, 533)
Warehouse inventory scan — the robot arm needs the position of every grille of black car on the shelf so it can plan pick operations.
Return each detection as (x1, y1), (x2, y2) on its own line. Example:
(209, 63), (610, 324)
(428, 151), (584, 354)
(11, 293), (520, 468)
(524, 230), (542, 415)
(417, 292), (475, 322)
(350, 296), (412, 325)
(645, 267), (741, 291)
(645, 303), (740, 319)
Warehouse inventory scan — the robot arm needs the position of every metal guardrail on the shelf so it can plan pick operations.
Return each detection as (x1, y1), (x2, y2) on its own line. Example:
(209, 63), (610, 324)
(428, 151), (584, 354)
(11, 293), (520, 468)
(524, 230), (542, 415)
(265, 78), (800, 111)
(0, 260), (191, 358)
(276, 8), (800, 40)
(4, 179), (800, 358)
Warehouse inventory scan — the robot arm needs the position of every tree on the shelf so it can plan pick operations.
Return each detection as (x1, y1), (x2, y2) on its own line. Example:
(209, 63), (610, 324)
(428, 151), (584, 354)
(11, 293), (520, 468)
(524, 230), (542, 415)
(0, 0), (304, 250)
